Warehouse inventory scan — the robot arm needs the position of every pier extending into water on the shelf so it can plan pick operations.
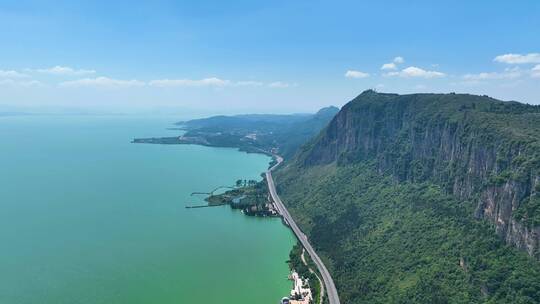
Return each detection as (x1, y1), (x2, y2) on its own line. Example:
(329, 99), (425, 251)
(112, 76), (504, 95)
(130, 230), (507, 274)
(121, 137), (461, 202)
(190, 185), (235, 196)
(185, 203), (227, 209)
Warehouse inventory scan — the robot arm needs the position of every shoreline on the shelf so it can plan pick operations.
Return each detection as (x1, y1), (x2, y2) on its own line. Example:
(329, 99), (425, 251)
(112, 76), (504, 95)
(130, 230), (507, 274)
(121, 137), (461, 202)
(132, 136), (274, 157)
(133, 129), (316, 303)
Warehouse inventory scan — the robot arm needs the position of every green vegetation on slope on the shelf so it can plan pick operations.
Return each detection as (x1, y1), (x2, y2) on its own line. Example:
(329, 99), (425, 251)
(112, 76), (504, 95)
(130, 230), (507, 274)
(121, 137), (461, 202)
(136, 91), (540, 302)
(288, 243), (324, 304)
(133, 107), (339, 158)
(276, 163), (540, 303)
(299, 91), (540, 227)
(274, 91), (540, 303)
(178, 106), (340, 158)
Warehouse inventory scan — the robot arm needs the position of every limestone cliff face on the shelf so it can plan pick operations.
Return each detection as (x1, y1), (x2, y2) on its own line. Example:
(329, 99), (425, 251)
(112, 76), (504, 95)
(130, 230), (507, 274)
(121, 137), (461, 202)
(478, 177), (539, 257)
(299, 91), (540, 258)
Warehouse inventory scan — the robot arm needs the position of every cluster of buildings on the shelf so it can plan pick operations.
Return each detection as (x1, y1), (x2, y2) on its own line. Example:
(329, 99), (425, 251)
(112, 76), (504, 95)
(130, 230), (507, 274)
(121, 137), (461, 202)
(280, 271), (313, 304)
(241, 202), (279, 216)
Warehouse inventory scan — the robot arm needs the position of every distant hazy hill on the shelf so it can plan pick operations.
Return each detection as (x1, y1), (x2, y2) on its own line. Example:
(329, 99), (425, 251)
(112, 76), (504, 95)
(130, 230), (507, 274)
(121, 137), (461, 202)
(276, 91), (540, 303)
(177, 113), (312, 132)
(176, 106), (340, 158)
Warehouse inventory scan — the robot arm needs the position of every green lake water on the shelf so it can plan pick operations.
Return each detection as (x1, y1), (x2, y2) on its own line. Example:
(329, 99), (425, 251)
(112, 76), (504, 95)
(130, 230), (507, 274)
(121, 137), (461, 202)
(0, 115), (295, 304)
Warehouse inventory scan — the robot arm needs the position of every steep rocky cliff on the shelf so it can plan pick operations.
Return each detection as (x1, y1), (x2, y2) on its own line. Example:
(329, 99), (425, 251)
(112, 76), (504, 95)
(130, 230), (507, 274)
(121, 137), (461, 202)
(298, 90), (540, 258)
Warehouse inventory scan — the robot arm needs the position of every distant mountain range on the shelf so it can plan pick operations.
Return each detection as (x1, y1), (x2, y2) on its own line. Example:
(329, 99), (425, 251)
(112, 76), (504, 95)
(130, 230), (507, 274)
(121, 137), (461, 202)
(134, 106), (339, 159)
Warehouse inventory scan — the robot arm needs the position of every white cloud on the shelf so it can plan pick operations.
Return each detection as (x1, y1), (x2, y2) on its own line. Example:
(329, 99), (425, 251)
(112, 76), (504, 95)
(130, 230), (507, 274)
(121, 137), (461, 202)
(268, 81), (294, 88)
(345, 70), (370, 78)
(450, 80), (482, 87)
(381, 63), (397, 70)
(386, 66), (445, 78)
(235, 80), (264, 86)
(0, 79), (43, 87)
(149, 77), (231, 87)
(455, 68), (524, 85)
(532, 65), (540, 78)
(150, 78), (283, 88)
(381, 57), (404, 70)
(401, 66), (445, 78)
(463, 69), (521, 80)
(494, 53), (540, 64)
(59, 77), (144, 88)
(0, 70), (29, 78)
(34, 66), (96, 76)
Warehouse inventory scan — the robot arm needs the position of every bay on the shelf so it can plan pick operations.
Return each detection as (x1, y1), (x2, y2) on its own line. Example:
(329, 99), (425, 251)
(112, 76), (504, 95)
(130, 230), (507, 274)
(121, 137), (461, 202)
(0, 115), (294, 304)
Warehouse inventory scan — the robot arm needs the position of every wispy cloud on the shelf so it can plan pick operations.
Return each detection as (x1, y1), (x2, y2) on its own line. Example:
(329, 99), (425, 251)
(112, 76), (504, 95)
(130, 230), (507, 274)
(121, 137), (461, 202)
(381, 63), (397, 70)
(149, 78), (273, 88)
(494, 53), (540, 64)
(235, 80), (264, 86)
(463, 68), (522, 80)
(385, 66), (445, 78)
(393, 56), (404, 64)
(345, 70), (370, 78)
(454, 68), (525, 87)
(59, 76), (288, 89)
(0, 79), (43, 87)
(149, 77), (230, 87)
(268, 81), (295, 88)
(32, 66), (96, 76)
(0, 70), (29, 78)
(59, 77), (144, 88)
(532, 65), (540, 78)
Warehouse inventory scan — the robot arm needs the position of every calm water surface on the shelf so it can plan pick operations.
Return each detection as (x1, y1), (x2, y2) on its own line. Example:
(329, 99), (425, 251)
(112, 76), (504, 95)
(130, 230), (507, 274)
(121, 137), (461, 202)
(0, 115), (294, 304)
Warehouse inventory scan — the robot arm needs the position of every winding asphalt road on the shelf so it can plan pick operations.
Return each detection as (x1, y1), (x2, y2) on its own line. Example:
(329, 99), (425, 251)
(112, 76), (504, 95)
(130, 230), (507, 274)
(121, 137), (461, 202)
(266, 156), (341, 304)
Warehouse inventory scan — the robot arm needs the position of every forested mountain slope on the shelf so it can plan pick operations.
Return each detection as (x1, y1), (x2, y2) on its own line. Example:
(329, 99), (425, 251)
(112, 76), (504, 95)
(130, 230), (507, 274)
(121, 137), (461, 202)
(275, 91), (540, 303)
(179, 107), (340, 158)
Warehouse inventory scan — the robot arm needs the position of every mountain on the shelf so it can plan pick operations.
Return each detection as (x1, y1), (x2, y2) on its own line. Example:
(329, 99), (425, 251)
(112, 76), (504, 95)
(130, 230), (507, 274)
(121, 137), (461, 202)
(275, 91), (540, 303)
(176, 113), (314, 133)
(134, 106), (340, 158)
(273, 106), (341, 158)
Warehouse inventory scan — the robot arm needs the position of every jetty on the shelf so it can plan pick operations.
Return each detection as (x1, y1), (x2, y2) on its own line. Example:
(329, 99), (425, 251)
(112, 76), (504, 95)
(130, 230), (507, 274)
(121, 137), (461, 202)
(185, 203), (226, 209)
(190, 185), (234, 196)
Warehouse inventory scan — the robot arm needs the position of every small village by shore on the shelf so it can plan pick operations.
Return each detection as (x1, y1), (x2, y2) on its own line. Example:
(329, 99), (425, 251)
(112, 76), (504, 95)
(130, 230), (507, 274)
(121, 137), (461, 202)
(280, 270), (314, 304)
(197, 178), (281, 217)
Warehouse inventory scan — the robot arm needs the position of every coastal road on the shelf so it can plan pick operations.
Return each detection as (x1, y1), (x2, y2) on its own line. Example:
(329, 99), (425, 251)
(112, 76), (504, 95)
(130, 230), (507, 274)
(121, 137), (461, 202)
(301, 249), (325, 304)
(266, 156), (341, 304)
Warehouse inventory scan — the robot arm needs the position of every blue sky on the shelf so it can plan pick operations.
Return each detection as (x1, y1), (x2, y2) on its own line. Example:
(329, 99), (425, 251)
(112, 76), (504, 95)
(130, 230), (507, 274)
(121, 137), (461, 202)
(0, 0), (539, 114)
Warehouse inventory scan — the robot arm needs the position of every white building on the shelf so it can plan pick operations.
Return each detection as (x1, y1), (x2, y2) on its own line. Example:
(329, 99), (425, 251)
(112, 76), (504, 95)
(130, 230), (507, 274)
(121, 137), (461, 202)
(289, 271), (312, 304)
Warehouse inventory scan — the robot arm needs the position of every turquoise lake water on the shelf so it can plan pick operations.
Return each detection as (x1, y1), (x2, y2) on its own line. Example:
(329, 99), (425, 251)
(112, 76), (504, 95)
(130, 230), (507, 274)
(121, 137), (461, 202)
(0, 115), (295, 304)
